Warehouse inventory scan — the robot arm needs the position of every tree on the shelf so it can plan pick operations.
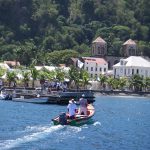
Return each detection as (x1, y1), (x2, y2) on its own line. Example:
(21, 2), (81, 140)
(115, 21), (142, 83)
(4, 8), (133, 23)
(46, 50), (79, 65)
(106, 76), (119, 90)
(68, 66), (80, 90)
(79, 69), (90, 89)
(0, 67), (6, 78)
(118, 77), (127, 90)
(6, 71), (17, 87)
(22, 70), (30, 88)
(30, 67), (39, 88)
(55, 68), (65, 82)
(143, 77), (150, 92)
(129, 74), (143, 92)
(99, 74), (107, 90)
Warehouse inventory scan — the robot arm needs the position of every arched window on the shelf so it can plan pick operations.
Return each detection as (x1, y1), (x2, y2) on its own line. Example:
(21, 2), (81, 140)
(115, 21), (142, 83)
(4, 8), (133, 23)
(108, 61), (111, 69)
(98, 47), (101, 54)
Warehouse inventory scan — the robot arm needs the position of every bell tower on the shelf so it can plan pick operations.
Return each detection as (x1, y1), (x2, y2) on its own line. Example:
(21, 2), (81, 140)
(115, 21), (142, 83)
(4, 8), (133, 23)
(92, 36), (107, 57)
(122, 39), (137, 57)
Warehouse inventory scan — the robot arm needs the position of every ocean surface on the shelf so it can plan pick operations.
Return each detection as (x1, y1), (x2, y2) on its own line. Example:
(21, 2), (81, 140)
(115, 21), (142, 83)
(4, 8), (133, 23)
(0, 96), (150, 150)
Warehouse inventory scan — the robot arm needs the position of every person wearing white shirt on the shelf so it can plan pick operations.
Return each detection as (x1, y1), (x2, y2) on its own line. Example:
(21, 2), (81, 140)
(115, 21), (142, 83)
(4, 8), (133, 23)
(67, 99), (77, 119)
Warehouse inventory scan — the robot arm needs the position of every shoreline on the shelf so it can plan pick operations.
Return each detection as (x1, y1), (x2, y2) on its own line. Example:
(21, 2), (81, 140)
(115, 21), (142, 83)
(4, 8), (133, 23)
(93, 90), (150, 98)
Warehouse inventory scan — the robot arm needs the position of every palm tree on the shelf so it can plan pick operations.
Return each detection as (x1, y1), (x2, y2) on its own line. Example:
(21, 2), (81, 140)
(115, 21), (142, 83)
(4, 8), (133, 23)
(99, 74), (107, 90)
(80, 69), (91, 89)
(143, 77), (150, 92)
(6, 71), (17, 87)
(118, 77), (127, 90)
(68, 66), (80, 90)
(129, 74), (143, 92)
(55, 68), (65, 82)
(106, 76), (115, 90)
(0, 67), (6, 78)
(30, 67), (39, 88)
(22, 71), (30, 88)
(47, 70), (56, 81)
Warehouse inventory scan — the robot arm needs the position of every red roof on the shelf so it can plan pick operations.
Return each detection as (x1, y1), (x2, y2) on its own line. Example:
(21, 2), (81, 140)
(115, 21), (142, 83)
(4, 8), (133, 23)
(83, 57), (107, 65)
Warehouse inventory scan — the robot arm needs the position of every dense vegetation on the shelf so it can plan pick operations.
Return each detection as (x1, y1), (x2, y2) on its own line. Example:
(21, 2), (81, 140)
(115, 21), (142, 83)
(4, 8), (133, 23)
(0, 0), (150, 66)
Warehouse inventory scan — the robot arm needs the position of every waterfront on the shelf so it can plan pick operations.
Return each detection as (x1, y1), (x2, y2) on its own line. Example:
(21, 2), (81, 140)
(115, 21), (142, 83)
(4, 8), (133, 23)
(0, 96), (150, 150)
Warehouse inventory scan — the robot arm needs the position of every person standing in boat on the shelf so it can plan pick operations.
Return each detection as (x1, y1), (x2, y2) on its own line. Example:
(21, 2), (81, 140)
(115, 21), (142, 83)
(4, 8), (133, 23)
(78, 94), (88, 115)
(67, 99), (77, 119)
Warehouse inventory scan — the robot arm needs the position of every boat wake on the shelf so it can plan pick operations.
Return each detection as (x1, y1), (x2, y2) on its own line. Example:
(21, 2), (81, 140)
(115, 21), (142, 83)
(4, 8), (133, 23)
(0, 124), (64, 150)
(93, 121), (101, 126)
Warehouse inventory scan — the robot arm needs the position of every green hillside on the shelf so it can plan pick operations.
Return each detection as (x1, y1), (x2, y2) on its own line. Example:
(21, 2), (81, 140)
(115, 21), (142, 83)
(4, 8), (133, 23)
(0, 0), (150, 65)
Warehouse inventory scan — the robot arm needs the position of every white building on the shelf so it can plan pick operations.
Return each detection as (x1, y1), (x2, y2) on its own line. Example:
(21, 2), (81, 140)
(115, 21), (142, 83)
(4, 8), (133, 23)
(82, 57), (108, 78)
(113, 56), (150, 78)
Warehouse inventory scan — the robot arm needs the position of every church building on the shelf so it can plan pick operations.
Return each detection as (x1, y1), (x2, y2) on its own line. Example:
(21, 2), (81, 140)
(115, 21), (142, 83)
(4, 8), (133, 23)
(91, 36), (137, 69)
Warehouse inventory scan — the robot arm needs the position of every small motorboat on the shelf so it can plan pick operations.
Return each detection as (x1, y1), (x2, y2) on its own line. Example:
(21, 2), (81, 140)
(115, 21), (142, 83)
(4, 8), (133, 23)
(52, 104), (95, 126)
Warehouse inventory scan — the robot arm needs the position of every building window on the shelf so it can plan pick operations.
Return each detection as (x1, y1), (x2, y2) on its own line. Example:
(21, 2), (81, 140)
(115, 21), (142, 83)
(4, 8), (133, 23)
(114, 69), (116, 75)
(108, 61), (111, 69)
(98, 47), (101, 54)
(120, 68), (123, 73)
(128, 68), (130, 75)
(137, 69), (139, 74)
(95, 67), (97, 71)
(101, 46), (104, 54)
(100, 68), (102, 72)
(104, 68), (106, 72)
(91, 74), (93, 78)
(91, 67), (93, 71)
(145, 70), (148, 77)
(86, 67), (88, 71)
(132, 69), (134, 75)
(124, 69), (126, 75)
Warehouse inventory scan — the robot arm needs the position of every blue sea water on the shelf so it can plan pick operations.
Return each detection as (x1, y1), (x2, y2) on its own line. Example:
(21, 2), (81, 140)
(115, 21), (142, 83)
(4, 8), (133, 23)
(0, 96), (150, 150)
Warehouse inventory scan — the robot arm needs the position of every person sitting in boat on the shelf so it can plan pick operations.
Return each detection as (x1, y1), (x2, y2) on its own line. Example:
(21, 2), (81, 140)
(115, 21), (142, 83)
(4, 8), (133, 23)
(67, 99), (77, 119)
(78, 94), (88, 115)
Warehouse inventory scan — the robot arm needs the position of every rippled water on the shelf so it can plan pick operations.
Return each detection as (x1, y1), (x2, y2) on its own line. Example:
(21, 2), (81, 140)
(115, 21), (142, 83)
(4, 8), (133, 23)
(0, 96), (150, 150)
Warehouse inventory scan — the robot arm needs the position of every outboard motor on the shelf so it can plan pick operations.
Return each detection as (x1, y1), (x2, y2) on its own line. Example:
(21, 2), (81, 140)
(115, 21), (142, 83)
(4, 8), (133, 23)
(59, 112), (67, 125)
(4, 94), (12, 100)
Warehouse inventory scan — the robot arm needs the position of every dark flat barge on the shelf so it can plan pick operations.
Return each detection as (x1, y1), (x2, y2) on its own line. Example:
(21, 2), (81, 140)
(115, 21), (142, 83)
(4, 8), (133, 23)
(47, 91), (95, 105)
(2, 88), (95, 105)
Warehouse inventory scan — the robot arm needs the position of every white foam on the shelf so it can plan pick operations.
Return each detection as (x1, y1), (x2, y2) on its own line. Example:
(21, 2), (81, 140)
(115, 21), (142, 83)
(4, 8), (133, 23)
(0, 125), (63, 150)
(93, 121), (101, 126)
(69, 126), (82, 133)
(78, 136), (85, 140)
(25, 125), (50, 132)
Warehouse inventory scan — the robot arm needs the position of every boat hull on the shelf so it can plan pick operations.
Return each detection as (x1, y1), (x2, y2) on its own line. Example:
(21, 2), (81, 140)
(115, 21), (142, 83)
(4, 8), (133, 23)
(12, 97), (49, 104)
(53, 116), (93, 126)
(52, 104), (95, 126)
